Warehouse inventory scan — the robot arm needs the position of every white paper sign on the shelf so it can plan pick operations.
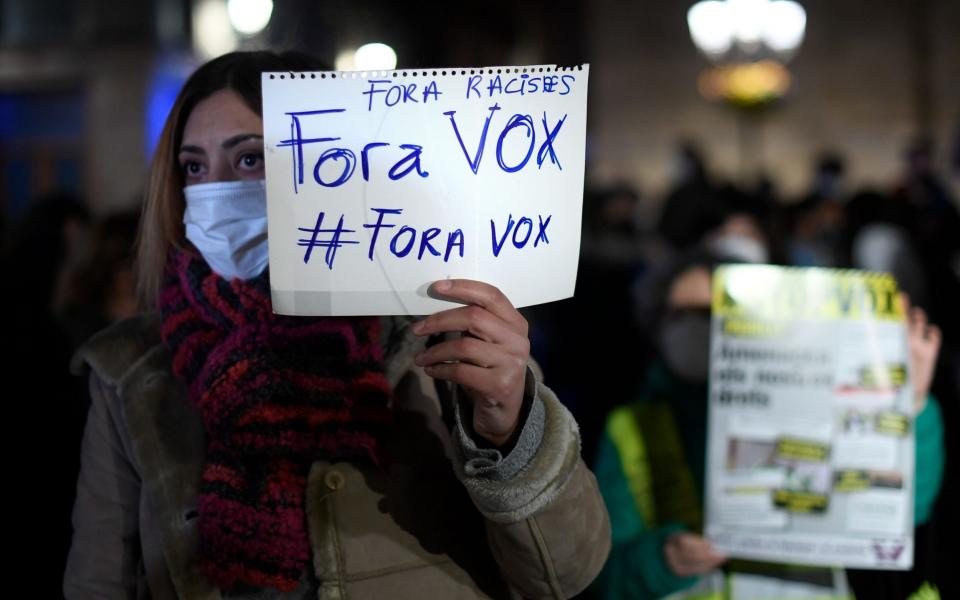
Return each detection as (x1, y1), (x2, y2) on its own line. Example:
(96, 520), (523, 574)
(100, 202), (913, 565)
(261, 65), (589, 315)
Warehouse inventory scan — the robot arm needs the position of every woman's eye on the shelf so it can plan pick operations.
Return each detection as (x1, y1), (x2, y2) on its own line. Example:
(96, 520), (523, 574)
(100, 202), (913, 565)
(181, 161), (204, 177)
(238, 153), (264, 170)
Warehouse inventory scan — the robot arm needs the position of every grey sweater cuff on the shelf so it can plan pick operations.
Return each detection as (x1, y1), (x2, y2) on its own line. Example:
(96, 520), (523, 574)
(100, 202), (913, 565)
(451, 375), (582, 523)
(453, 365), (545, 481)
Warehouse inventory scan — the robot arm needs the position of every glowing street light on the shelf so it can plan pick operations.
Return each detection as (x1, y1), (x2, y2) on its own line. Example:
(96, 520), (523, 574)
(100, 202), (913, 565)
(687, 0), (806, 63)
(192, 0), (273, 60)
(335, 43), (398, 71)
(687, 0), (807, 177)
(193, 0), (238, 59)
(354, 43), (398, 70)
(227, 0), (274, 35)
(687, 0), (806, 107)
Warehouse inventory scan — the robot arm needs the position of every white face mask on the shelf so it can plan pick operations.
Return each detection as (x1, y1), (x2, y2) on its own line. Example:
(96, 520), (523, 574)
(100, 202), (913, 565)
(183, 179), (268, 281)
(710, 234), (769, 264)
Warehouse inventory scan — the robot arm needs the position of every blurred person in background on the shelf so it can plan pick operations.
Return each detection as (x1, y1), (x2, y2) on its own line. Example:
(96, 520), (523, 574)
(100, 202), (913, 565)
(54, 209), (141, 349)
(1, 190), (90, 325)
(894, 138), (955, 218)
(889, 138), (960, 346)
(784, 153), (848, 268)
(533, 183), (650, 465)
(63, 50), (611, 599)
(952, 123), (960, 184)
(656, 141), (778, 265)
(656, 141), (724, 252)
(0, 190), (92, 598)
(844, 189), (928, 310)
(581, 184), (646, 266)
(634, 196), (774, 341)
(953, 124), (960, 175)
(828, 166), (960, 598)
(837, 136), (960, 599)
(954, 123), (960, 284)
(589, 250), (945, 600)
(704, 212), (769, 265)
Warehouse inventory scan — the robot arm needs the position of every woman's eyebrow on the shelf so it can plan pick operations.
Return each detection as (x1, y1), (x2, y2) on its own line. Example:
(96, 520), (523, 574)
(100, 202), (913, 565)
(179, 144), (205, 155)
(222, 133), (264, 149)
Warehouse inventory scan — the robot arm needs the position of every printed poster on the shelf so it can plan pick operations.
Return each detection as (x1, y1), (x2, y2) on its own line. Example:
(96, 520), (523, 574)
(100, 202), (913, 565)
(705, 265), (915, 570)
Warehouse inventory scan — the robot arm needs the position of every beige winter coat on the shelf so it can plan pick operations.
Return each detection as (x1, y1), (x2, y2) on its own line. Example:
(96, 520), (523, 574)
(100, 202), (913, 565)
(63, 313), (611, 599)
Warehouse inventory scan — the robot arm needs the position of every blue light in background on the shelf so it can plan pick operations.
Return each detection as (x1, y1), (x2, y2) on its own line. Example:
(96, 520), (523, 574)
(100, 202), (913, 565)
(145, 53), (196, 161)
(0, 91), (84, 222)
(0, 91), (83, 139)
(5, 159), (31, 219)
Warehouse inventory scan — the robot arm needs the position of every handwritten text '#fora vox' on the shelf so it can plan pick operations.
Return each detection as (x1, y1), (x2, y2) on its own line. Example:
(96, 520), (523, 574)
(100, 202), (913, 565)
(297, 208), (553, 270)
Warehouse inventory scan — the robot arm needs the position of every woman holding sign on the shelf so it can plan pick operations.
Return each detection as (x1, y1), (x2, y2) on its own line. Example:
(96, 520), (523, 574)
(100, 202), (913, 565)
(63, 51), (610, 599)
(590, 251), (945, 599)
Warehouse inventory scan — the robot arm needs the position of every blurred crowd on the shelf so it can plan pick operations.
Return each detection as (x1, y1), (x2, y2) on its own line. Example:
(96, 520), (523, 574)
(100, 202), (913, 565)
(526, 135), (960, 599)
(2, 131), (958, 598)
(531, 137), (960, 463)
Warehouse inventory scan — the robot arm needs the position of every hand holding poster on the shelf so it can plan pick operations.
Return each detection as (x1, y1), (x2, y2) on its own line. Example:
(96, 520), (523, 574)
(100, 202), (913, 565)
(705, 265), (916, 569)
(261, 65), (589, 315)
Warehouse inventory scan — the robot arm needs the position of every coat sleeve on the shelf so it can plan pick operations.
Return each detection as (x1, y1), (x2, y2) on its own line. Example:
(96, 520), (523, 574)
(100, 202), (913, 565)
(63, 370), (143, 599)
(450, 375), (612, 598)
(589, 430), (698, 599)
(914, 394), (944, 526)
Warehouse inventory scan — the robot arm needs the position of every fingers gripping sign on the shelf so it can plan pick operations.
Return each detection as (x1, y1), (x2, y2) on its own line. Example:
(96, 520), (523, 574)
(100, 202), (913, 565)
(664, 533), (727, 578)
(411, 279), (530, 448)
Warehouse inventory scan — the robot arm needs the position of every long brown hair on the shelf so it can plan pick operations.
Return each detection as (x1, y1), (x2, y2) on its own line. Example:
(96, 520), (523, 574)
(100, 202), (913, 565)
(135, 50), (325, 308)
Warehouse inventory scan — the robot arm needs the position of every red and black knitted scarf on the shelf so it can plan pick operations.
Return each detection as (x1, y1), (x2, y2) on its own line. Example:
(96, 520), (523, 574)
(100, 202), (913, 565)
(157, 248), (391, 593)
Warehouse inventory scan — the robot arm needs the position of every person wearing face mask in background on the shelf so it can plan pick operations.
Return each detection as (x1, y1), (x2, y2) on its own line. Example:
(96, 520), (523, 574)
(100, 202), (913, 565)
(63, 50), (611, 599)
(840, 186), (958, 600)
(705, 212), (770, 266)
(784, 154), (848, 268)
(588, 250), (945, 600)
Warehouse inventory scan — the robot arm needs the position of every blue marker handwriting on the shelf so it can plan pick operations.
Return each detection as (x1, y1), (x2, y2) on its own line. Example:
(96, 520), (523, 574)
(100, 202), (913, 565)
(444, 106), (567, 174)
(364, 208), (465, 263)
(490, 214), (552, 257)
(465, 74), (576, 100)
(362, 79), (442, 111)
(278, 105), (567, 192)
(359, 74), (576, 108)
(298, 211), (360, 269)
(278, 109), (429, 193)
(297, 209), (554, 268)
